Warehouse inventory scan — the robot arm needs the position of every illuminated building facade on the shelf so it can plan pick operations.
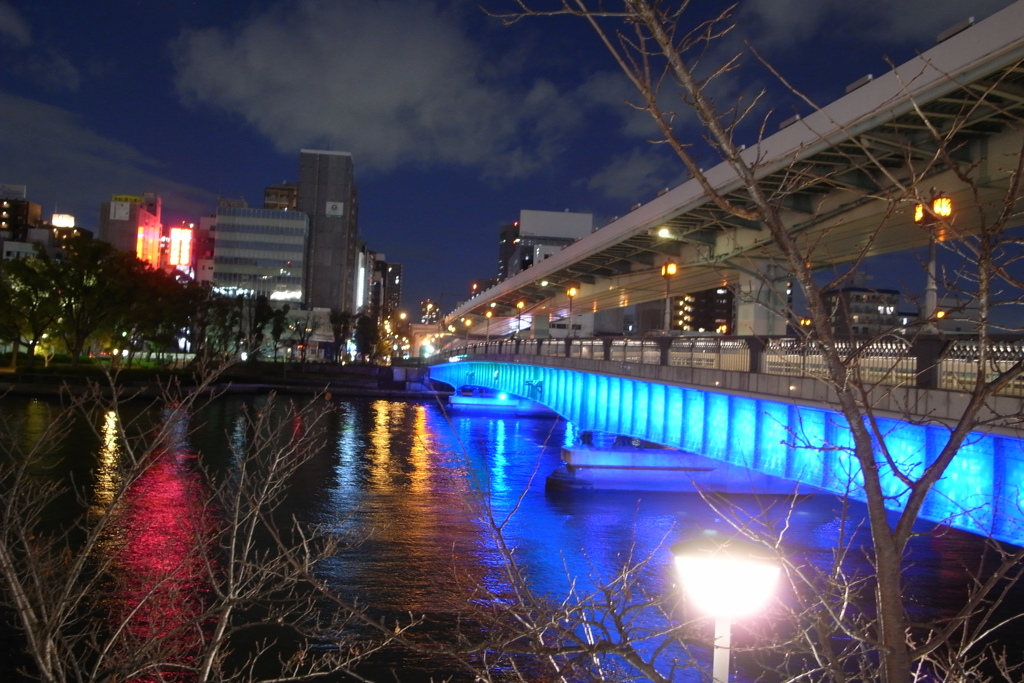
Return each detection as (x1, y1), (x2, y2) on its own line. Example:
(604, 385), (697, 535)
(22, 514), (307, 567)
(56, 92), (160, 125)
(98, 192), (163, 267)
(165, 222), (195, 276)
(211, 202), (307, 303)
(297, 150), (359, 311)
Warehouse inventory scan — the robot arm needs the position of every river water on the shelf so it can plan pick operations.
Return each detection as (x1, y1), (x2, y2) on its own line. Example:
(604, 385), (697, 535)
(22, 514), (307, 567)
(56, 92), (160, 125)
(0, 393), (1014, 681)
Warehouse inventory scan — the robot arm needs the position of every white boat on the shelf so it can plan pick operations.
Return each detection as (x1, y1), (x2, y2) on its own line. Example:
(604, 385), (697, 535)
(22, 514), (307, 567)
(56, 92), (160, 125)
(447, 385), (556, 417)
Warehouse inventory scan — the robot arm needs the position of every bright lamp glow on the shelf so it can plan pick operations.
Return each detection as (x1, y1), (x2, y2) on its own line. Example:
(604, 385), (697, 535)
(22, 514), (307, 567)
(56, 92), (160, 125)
(914, 196), (953, 224)
(673, 538), (779, 619)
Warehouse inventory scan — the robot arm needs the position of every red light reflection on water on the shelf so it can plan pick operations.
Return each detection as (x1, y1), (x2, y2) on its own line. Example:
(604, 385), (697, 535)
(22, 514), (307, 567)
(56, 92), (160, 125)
(103, 446), (216, 683)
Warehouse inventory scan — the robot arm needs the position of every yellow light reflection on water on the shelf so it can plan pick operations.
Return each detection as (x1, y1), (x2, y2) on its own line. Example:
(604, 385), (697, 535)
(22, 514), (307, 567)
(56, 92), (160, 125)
(407, 404), (431, 492)
(94, 410), (121, 509)
(368, 400), (393, 488)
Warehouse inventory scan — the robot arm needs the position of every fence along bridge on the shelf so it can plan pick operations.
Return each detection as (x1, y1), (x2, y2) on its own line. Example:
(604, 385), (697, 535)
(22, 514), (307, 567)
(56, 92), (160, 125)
(426, 336), (1024, 546)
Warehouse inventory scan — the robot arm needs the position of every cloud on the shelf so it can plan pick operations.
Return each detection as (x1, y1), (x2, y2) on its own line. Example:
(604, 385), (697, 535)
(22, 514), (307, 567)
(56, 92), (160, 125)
(0, 2), (81, 92)
(20, 49), (81, 92)
(0, 2), (30, 47)
(173, 0), (587, 176)
(739, 0), (1011, 49)
(0, 93), (216, 226)
(585, 147), (685, 202)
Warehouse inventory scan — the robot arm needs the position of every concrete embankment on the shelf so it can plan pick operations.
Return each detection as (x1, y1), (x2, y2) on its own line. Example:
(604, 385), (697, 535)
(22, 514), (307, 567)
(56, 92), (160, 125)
(0, 362), (451, 401)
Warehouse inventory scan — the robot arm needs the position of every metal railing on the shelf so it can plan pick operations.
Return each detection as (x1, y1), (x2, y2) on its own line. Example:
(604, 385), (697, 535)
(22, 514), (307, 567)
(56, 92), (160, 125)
(609, 339), (661, 364)
(762, 337), (917, 386)
(436, 335), (1024, 397)
(939, 339), (1024, 395)
(668, 337), (750, 371)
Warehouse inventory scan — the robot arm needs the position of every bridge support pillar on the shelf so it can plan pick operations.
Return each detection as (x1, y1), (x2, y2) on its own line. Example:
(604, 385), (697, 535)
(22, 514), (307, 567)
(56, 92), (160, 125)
(733, 262), (788, 336)
(533, 312), (551, 338)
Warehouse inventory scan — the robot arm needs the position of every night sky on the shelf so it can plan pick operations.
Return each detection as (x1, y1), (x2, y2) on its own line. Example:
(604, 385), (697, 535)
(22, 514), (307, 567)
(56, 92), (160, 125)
(0, 0), (1013, 310)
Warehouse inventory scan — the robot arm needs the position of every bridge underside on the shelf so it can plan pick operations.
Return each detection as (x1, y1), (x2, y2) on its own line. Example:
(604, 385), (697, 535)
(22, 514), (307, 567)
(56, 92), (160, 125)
(429, 361), (1024, 546)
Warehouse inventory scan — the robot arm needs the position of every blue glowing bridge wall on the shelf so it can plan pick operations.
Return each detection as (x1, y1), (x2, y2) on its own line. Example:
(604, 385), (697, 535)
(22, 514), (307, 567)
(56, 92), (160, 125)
(429, 360), (1024, 546)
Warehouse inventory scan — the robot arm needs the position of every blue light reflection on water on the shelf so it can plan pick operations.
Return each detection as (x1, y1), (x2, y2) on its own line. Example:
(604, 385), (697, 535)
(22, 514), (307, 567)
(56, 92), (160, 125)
(283, 398), (999, 681)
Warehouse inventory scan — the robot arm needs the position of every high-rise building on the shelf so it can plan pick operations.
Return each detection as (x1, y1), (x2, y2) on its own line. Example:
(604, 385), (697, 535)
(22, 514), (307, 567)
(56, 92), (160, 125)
(0, 198), (42, 240)
(822, 287), (900, 336)
(420, 299), (439, 325)
(497, 221), (519, 280)
(498, 209), (592, 279)
(357, 249), (403, 324)
(211, 199), (307, 304)
(194, 216), (216, 285)
(384, 261), (402, 319)
(297, 150), (359, 311)
(677, 287), (735, 334)
(97, 192), (162, 267)
(264, 183), (298, 211)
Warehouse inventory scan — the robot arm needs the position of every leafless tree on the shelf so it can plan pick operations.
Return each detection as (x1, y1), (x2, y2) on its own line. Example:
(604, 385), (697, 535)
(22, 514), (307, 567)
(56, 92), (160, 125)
(478, 2), (1024, 682)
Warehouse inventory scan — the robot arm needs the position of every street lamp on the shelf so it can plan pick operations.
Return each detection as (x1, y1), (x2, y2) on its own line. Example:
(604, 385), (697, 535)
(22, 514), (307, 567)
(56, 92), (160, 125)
(661, 261), (678, 332)
(463, 317), (472, 343)
(485, 310), (493, 343)
(516, 300), (525, 338)
(914, 195), (953, 334)
(567, 286), (578, 338)
(672, 537), (779, 683)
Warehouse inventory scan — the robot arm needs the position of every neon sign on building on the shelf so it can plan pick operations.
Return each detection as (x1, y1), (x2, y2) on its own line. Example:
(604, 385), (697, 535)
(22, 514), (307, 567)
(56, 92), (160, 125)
(168, 226), (193, 267)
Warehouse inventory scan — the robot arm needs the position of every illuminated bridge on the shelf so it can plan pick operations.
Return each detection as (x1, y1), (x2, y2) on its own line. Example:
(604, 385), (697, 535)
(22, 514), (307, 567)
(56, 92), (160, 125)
(425, 337), (1024, 547)
(442, 2), (1024, 339)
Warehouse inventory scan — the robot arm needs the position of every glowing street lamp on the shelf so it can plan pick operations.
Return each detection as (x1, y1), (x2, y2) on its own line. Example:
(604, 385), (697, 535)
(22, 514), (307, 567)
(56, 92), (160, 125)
(914, 195), (953, 333)
(567, 286), (578, 338)
(661, 261), (678, 332)
(516, 300), (525, 338)
(485, 310), (493, 343)
(672, 537), (779, 683)
(463, 317), (472, 342)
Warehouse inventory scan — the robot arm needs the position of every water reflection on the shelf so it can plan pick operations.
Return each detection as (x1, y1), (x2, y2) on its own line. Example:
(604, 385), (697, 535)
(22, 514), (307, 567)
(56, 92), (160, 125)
(93, 410), (121, 509)
(0, 394), (1012, 683)
(97, 404), (214, 682)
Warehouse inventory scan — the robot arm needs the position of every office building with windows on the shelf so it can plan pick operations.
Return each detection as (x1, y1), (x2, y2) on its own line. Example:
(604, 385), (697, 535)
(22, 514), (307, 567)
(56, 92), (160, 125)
(211, 201), (307, 304)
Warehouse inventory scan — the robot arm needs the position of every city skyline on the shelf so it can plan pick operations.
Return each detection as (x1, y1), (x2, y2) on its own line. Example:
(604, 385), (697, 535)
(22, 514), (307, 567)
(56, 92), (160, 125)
(0, 0), (1012, 309)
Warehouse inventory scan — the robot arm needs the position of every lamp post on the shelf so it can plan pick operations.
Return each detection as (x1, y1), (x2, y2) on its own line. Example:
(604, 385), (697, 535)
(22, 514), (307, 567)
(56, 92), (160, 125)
(672, 537), (779, 683)
(463, 317), (472, 344)
(485, 310), (493, 343)
(567, 286), (578, 338)
(516, 300), (525, 338)
(914, 195), (952, 334)
(661, 261), (678, 332)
